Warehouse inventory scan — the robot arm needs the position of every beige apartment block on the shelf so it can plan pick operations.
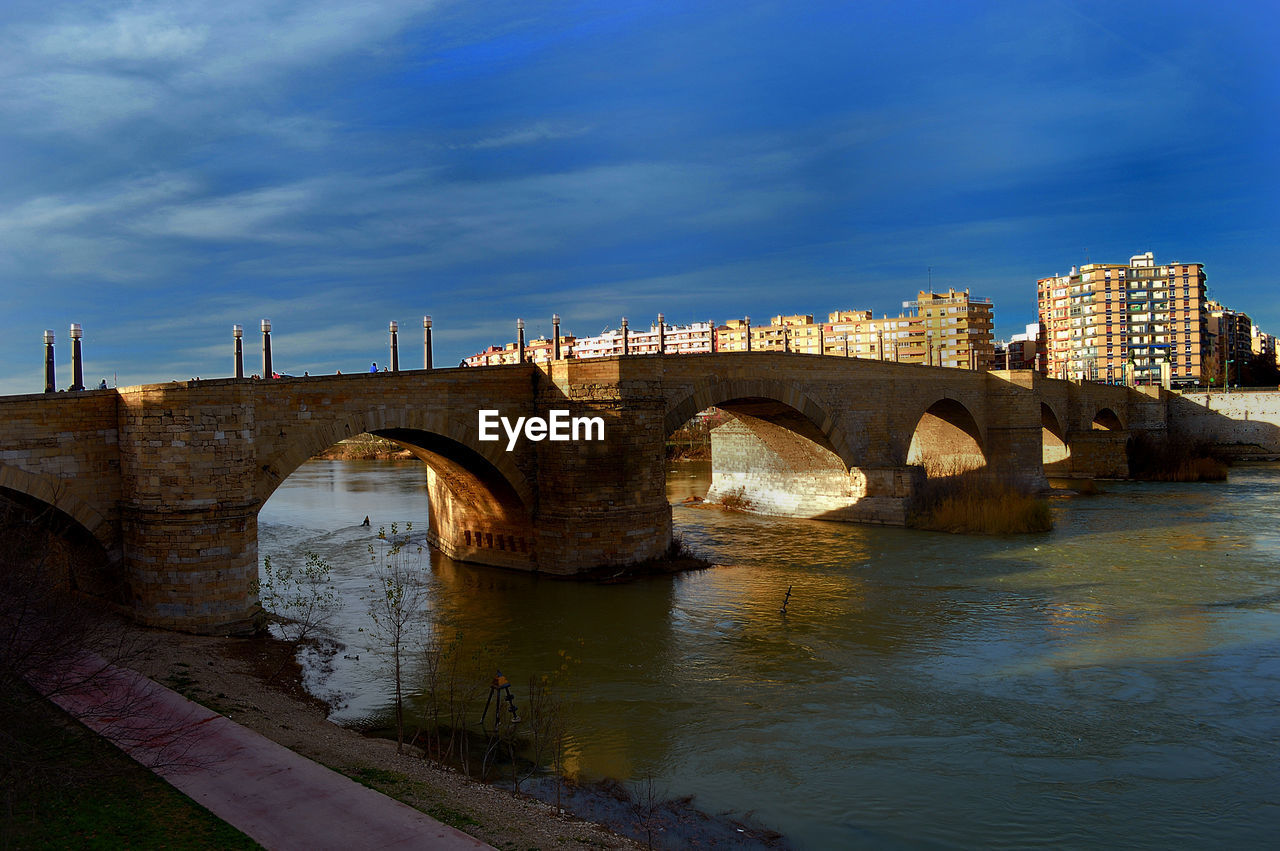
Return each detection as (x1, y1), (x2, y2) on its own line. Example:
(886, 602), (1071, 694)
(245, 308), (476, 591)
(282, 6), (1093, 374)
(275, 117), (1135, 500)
(709, 290), (994, 370)
(1038, 252), (1209, 386)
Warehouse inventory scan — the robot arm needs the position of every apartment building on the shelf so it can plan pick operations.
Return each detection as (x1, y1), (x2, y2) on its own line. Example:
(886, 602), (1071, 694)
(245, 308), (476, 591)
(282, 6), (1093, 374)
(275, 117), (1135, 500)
(464, 334), (577, 366)
(463, 289), (996, 371)
(1038, 252), (1208, 385)
(712, 290), (994, 369)
(1206, 302), (1254, 386)
(994, 323), (1045, 371)
(571, 320), (714, 358)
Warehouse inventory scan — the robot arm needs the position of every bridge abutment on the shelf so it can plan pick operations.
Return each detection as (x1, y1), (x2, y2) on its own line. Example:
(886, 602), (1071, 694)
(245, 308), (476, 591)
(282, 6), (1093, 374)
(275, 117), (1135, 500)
(117, 383), (261, 634)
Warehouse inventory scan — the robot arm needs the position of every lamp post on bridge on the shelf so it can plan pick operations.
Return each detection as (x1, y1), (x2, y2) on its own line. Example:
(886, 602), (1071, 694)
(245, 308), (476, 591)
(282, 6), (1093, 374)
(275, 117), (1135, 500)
(552, 314), (561, 360)
(423, 316), (433, 370)
(43, 330), (55, 393)
(657, 313), (665, 355)
(389, 321), (399, 372)
(68, 323), (84, 391)
(261, 319), (272, 378)
(516, 318), (525, 363)
(233, 325), (244, 378)
(621, 317), (629, 355)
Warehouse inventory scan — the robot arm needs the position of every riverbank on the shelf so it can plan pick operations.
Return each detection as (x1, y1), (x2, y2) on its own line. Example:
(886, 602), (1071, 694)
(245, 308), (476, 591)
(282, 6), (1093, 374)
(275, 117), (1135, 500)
(122, 623), (642, 850)
(315, 435), (415, 460)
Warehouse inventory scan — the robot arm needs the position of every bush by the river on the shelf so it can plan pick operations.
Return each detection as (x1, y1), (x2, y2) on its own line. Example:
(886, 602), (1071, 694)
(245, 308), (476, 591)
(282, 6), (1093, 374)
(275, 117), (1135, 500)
(1126, 432), (1229, 482)
(909, 468), (1053, 535)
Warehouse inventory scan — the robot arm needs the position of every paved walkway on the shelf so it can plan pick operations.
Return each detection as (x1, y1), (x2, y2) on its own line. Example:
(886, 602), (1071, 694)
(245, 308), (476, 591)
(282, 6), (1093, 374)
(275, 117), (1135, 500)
(41, 655), (492, 850)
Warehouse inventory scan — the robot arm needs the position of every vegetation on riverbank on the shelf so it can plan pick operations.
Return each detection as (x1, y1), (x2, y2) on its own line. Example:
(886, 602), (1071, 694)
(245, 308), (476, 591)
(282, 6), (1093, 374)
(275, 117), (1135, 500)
(1126, 432), (1229, 482)
(315, 433), (414, 460)
(2, 686), (260, 850)
(908, 468), (1053, 535)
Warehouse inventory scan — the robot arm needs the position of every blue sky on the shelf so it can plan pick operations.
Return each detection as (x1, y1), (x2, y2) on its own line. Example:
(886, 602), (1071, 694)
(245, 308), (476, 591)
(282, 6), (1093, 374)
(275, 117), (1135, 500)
(1, 0), (1276, 392)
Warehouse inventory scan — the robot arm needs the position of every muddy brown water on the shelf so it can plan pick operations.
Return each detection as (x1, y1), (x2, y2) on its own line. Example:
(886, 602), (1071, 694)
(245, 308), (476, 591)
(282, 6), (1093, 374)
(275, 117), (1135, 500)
(260, 458), (1280, 848)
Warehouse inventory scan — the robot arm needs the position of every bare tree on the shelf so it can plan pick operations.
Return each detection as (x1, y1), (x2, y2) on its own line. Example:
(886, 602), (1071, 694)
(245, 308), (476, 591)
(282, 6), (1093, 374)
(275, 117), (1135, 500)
(251, 550), (340, 666)
(366, 523), (429, 754)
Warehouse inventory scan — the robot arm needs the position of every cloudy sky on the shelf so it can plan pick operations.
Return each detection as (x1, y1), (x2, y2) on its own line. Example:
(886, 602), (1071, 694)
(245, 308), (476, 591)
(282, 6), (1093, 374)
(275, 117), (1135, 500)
(1, 0), (1276, 392)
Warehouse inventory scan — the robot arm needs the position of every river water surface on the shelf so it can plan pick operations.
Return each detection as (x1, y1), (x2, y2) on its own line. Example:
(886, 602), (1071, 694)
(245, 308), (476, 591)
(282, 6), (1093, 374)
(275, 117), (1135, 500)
(259, 459), (1280, 848)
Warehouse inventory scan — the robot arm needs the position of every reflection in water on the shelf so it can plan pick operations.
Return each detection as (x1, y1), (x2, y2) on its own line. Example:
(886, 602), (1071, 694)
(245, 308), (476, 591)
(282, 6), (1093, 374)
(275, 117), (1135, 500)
(260, 459), (1280, 849)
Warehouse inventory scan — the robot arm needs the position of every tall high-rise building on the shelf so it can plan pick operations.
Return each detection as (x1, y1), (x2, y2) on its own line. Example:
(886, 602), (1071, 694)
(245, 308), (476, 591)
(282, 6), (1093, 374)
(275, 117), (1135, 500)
(1037, 252), (1208, 384)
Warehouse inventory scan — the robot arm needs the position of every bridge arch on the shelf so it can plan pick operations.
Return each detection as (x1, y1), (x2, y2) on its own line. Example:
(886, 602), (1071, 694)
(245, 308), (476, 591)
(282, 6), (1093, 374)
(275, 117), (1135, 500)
(256, 407), (538, 569)
(0, 463), (115, 553)
(905, 397), (986, 475)
(1041, 402), (1070, 470)
(255, 407), (534, 511)
(664, 379), (854, 466)
(1092, 407), (1124, 431)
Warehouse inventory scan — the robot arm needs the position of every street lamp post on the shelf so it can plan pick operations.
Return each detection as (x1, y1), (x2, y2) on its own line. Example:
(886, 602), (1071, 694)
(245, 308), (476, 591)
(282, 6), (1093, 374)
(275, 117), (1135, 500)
(621, 317), (629, 355)
(516, 318), (525, 363)
(389, 321), (399, 372)
(69, 323), (84, 391)
(233, 325), (244, 378)
(423, 316), (433, 370)
(43, 330), (55, 393)
(261, 319), (272, 378)
(553, 314), (562, 360)
(657, 313), (665, 355)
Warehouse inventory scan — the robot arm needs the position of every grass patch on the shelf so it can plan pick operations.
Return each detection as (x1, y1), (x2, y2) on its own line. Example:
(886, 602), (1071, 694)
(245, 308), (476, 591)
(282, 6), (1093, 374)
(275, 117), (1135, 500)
(426, 804), (482, 830)
(348, 766), (409, 786)
(909, 469), (1053, 535)
(2, 688), (260, 850)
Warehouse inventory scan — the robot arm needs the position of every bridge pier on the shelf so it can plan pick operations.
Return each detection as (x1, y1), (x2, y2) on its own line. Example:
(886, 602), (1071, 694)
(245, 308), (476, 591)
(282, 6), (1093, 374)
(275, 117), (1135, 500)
(116, 382), (262, 634)
(121, 504), (260, 633)
(1061, 430), (1129, 478)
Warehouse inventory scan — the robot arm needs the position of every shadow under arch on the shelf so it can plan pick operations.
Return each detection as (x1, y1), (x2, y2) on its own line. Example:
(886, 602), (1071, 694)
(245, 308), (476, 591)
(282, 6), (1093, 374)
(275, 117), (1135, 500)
(0, 463), (116, 555)
(906, 397), (986, 476)
(1042, 402), (1071, 472)
(0, 484), (124, 602)
(1093, 407), (1124, 430)
(256, 409), (537, 570)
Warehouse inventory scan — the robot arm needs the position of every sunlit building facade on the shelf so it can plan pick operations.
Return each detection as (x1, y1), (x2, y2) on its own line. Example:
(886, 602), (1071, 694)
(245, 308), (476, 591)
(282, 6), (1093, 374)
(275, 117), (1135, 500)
(1038, 252), (1209, 385)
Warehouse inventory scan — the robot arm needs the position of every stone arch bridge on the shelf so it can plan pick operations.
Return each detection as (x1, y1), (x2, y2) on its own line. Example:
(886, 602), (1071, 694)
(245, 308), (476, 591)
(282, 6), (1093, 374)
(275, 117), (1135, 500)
(0, 353), (1168, 633)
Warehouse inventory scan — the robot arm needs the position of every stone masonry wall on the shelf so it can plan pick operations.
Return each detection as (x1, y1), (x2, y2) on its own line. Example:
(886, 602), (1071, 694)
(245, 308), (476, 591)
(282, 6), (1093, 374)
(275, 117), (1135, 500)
(1167, 391), (1280, 456)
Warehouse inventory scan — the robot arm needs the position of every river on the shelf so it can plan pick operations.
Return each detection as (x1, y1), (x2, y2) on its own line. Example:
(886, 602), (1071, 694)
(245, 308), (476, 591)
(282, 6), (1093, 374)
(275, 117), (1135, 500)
(259, 459), (1280, 848)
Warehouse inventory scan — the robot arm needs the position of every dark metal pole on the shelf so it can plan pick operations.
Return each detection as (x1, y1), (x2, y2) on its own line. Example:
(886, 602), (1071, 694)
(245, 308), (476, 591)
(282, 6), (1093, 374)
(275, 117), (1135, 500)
(261, 319), (272, 378)
(516, 318), (525, 363)
(43, 330), (55, 393)
(423, 316), (433, 370)
(745, 316), (751, 352)
(69, 323), (84, 391)
(233, 325), (244, 378)
(552, 314), (561, 360)
(818, 323), (824, 356)
(621, 317), (629, 355)
(658, 313), (665, 355)
(389, 321), (399, 372)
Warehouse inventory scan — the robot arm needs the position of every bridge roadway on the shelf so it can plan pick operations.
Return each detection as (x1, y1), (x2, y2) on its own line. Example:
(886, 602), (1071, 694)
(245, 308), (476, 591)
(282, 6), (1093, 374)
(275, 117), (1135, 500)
(0, 353), (1166, 633)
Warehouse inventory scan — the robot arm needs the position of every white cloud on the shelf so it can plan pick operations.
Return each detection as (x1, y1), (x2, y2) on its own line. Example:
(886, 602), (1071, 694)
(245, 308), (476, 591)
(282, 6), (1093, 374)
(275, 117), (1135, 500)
(464, 121), (594, 149)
